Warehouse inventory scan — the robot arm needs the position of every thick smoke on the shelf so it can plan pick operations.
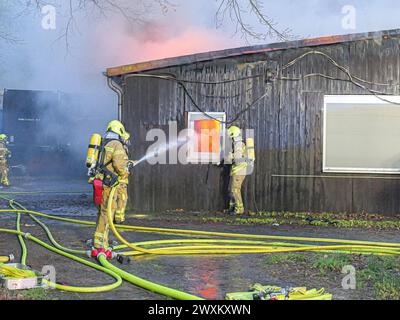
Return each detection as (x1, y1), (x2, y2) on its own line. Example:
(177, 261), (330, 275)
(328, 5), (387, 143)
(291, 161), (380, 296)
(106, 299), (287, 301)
(0, 1), (242, 177)
(1, 0), (400, 177)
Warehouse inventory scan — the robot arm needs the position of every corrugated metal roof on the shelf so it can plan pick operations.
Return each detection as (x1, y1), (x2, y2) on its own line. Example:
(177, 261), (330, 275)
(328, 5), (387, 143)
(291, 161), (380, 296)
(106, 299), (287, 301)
(106, 28), (400, 77)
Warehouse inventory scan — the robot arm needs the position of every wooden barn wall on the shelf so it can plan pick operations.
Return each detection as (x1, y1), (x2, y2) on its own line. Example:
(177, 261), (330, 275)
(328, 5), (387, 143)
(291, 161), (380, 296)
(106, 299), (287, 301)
(122, 36), (400, 215)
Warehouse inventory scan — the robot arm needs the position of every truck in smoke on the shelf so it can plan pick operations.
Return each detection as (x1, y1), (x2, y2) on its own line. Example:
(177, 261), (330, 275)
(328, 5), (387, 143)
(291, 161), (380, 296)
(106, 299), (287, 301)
(0, 89), (113, 179)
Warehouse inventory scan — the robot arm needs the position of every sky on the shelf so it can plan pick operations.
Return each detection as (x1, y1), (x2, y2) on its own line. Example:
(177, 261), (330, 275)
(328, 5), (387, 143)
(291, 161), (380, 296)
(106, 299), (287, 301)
(1, 0), (400, 101)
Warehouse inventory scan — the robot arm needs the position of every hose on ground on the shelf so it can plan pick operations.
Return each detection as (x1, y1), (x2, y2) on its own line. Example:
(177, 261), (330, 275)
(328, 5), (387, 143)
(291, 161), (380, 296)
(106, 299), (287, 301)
(0, 228), (122, 293)
(1, 195), (121, 293)
(105, 187), (400, 256)
(0, 195), (86, 256)
(98, 255), (203, 300)
(16, 210), (27, 265)
(0, 256), (12, 263)
(2, 189), (400, 300)
(2, 207), (400, 250)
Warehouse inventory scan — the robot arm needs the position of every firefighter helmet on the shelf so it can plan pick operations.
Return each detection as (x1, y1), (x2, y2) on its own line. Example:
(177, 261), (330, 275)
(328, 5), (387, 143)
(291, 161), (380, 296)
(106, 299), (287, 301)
(228, 126), (241, 138)
(0, 134), (7, 141)
(106, 120), (130, 142)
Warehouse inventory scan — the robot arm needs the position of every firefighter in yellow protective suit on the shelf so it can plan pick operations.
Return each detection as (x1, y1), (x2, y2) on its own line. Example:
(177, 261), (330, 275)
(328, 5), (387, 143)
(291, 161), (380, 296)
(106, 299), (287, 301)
(0, 134), (11, 187)
(114, 140), (131, 224)
(226, 126), (254, 215)
(93, 121), (131, 250)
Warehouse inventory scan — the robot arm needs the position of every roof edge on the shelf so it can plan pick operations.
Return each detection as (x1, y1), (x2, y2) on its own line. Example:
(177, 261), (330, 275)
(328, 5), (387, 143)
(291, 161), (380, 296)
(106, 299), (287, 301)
(106, 28), (400, 77)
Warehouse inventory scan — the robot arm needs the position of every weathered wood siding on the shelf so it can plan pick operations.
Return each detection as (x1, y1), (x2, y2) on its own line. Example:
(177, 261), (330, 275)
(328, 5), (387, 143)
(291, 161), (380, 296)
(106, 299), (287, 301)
(122, 36), (400, 215)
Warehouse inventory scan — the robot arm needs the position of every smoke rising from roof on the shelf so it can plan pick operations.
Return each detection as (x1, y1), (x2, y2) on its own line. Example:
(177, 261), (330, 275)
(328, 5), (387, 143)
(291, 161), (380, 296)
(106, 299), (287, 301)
(1, 0), (400, 176)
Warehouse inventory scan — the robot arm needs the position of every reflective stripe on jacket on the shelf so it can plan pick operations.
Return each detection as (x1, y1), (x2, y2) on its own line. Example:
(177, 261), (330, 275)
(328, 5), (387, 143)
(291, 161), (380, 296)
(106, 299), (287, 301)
(230, 138), (248, 176)
(102, 140), (129, 185)
(0, 142), (10, 160)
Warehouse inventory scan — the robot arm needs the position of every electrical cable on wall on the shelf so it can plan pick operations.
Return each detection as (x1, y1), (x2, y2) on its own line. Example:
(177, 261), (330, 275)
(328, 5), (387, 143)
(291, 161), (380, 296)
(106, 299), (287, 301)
(279, 50), (400, 105)
(124, 49), (400, 123)
(125, 73), (269, 124)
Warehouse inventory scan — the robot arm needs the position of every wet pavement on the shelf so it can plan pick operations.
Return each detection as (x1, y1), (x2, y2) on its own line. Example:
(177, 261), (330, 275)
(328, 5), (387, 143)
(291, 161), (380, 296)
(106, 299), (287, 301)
(0, 177), (399, 300)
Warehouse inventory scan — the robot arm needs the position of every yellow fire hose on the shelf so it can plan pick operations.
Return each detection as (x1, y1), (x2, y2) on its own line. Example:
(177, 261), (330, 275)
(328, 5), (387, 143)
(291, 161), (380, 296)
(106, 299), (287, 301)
(226, 284), (333, 300)
(0, 255), (13, 264)
(0, 195), (123, 293)
(0, 264), (36, 279)
(114, 240), (398, 257)
(0, 196), (202, 298)
(105, 187), (400, 256)
(0, 196), (202, 299)
(1, 188), (400, 300)
(5, 204), (389, 257)
(2, 206), (400, 251)
(0, 228), (123, 293)
(1, 192), (400, 258)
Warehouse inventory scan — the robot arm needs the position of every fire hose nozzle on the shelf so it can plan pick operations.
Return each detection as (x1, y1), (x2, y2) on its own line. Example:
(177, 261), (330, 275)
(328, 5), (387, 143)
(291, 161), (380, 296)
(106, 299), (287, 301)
(128, 160), (138, 168)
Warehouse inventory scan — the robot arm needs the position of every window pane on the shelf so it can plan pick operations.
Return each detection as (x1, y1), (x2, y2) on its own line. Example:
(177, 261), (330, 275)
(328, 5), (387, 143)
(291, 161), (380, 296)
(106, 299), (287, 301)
(324, 95), (400, 174)
(187, 112), (226, 164)
(194, 120), (221, 153)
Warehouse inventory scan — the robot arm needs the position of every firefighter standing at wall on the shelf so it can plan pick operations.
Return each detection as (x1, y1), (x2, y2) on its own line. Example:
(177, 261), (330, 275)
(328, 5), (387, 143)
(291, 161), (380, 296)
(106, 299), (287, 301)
(0, 134), (11, 187)
(90, 120), (131, 253)
(226, 126), (255, 215)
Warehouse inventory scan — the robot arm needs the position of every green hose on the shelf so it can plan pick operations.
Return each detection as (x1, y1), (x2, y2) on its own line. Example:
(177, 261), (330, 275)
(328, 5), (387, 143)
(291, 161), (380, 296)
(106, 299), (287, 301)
(2, 192), (400, 300)
(0, 196), (203, 298)
(0, 191), (90, 195)
(1, 194), (121, 293)
(3, 196), (86, 256)
(97, 255), (203, 300)
(1, 206), (400, 249)
(0, 228), (122, 293)
(16, 211), (27, 265)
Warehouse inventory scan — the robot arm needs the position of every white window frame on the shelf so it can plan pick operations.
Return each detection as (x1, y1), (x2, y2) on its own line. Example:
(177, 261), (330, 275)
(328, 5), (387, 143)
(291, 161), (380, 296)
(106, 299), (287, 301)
(186, 111), (226, 164)
(323, 95), (400, 174)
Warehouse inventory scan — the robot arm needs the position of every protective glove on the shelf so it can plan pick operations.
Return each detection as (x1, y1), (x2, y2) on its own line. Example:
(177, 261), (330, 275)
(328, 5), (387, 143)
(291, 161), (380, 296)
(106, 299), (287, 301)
(215, 159), (225, 167)
(127, 160), (138, 170)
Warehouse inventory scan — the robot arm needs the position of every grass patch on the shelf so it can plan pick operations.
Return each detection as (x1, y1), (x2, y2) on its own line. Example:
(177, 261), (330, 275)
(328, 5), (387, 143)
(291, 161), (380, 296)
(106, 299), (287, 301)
(199, 211), (400, 230)
(0, 287), (49, 300)
(254, 212), (400, 230)
(20, 288), (49, 300)
(358, 256), (400, 300)
(311, 254), (351, 275)
(267, 253), (308, 264)
(374, 276), (400, 300)
(262, 252), (400, 300)
(201, 217), (224, 224)
(230, 218), (279, 226)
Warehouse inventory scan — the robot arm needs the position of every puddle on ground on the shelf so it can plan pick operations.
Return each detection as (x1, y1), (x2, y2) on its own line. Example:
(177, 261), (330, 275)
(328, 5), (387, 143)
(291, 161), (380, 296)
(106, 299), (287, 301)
(123, 254), (288, 299)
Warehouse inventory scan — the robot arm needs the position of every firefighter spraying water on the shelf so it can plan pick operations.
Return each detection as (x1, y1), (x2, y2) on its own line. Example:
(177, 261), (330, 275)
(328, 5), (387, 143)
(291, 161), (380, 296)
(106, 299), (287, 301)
(85, 122), (191, 260)
(85, 120), (134, 258)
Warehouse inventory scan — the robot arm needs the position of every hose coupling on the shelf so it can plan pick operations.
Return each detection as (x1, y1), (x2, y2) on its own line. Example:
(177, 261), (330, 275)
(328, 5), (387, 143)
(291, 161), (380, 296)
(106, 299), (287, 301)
(91, 247), (115, 260)
(105, 249), (115, 260)
(116, 254), (131, 265)
(8, 254), (14, 262)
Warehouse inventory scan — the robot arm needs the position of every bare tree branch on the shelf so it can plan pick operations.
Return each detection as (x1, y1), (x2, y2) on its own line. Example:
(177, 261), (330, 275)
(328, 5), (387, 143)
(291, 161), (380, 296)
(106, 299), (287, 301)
(216, 0), (294, 42)
(0, 8), (22, 44)
(2, 0), (294, 50)
(16, 0), (177, 53)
